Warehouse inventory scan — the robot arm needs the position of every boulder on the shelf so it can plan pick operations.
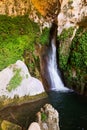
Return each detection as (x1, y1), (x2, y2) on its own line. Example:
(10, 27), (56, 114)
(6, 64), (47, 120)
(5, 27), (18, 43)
(0, 60), (45, 99)
(36, 104), (60, 130)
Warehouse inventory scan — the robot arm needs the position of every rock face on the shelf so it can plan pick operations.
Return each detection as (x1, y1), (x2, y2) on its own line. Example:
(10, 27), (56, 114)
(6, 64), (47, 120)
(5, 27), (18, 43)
(31, 0), (60, 19)
(0, 60), (45, 98)
(0, 0), (60, 30)
(58, 0), (87, 34)
(0, 0), (87, 30)
(0, 0), (87, 31)
(0, 0), (31, 16)
(36, 104), (60, 130)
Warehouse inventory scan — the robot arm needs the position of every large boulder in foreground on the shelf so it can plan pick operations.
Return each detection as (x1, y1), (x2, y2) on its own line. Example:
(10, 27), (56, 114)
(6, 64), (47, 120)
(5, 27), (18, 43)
(0, 60), (45, 98)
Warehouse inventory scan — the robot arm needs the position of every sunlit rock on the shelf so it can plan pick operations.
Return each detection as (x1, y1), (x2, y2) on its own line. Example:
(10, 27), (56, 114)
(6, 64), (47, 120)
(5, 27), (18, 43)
(0, 0), (30, 16)
(31, 0), (60, 19)
(0, 60), (45, 98)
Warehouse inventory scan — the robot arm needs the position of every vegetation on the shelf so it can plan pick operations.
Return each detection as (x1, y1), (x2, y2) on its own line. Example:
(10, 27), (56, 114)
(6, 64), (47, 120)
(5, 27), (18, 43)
(70, 28), (87, 67)
(38, 27), (49, 45)
(7, 69), (22, 92)
(0, 15), (39, 71)
(59, 27), (87, 94)
(41, 112), (47, 121)
(58, 27), (74, 41)
(58, 27), (74, 70)
(0, 15), (49, 78)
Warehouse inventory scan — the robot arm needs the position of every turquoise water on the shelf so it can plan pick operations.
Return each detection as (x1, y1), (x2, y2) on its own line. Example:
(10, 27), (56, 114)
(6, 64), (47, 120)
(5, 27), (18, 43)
(48, 91), (87, 130)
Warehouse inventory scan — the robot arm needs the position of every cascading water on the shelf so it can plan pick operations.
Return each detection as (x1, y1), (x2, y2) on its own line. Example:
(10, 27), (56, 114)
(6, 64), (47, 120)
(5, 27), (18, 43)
(40, 22), (69, 92)
(48, 38), (69, 91)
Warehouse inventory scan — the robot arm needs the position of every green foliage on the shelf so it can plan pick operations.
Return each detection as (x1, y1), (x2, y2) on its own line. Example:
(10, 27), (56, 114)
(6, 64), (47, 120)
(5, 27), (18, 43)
(0, 15), (50, 78)
(41, 112), (47, 121)
(39, 28), (49, 45)
(70, 28), (87, 68)
(63, 27), (87, 92)
(59, 55), (69, 70)
(58, 27), (74, 41)
(0, 15), (40, 70)
(58, 27), (74, 70)
(7, 69), (22, 92)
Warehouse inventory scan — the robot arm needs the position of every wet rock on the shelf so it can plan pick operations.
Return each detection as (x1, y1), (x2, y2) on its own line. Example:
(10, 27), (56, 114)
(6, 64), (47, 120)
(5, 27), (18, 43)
(36, 104), (60, 130)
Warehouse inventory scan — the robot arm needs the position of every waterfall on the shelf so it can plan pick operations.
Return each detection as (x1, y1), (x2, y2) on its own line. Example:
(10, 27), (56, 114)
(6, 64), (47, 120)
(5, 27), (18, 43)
(47, 35), (69, 91)
(40, 23), (69, 92)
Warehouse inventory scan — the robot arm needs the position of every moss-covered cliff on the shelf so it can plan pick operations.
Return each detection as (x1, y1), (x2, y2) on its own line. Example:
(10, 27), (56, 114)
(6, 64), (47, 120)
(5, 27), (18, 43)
(58, 27), (87, 95)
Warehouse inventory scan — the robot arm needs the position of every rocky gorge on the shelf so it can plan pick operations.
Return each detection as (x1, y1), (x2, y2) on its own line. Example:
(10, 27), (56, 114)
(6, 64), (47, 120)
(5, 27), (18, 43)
(0, 0), (87, 129)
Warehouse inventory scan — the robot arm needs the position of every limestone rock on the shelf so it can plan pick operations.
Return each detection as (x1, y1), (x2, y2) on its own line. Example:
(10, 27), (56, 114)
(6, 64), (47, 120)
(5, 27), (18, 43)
(58, 0), (87, 34)
(0, 60), (45, 98)
(0, 0), (31, 16)
(36, 104), (60, 130)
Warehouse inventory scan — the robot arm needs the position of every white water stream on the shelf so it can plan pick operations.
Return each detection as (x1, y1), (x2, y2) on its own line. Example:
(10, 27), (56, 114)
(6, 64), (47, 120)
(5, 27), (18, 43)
(48, 38), (69, 91)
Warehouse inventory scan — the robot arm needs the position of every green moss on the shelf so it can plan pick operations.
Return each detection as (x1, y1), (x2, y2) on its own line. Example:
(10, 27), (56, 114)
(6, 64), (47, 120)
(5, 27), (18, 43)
(0, 15), (40, 71)
(0, 15), (50, 79)
(58, 27), (74, 41)
(7, 69), (22, 92)
(38, 27), (49, 45)
(58, 27), (74, 70)
(70, 28), (87, 68)
(41, 112), (47, 121)
(63, 27), (87, 93)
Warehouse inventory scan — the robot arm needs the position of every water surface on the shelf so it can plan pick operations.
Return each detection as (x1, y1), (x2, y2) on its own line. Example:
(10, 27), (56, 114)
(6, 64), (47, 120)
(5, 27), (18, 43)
(48, 91), (87, 130)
